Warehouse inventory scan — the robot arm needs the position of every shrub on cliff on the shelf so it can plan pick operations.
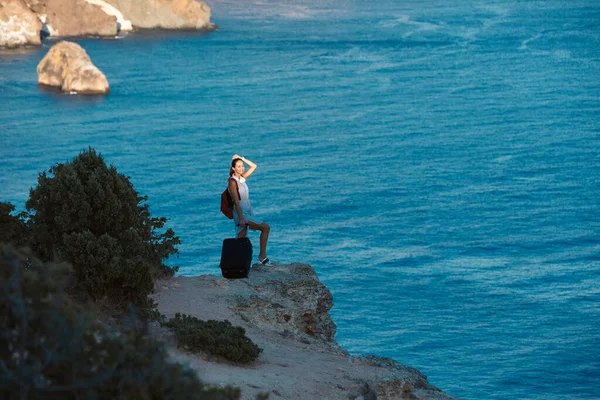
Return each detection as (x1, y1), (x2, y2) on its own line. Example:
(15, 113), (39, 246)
(24, 147), (180, 311)
(162, 313), (263, 364)
(0, 245), (241, 400)
(0, 202), (30, 247)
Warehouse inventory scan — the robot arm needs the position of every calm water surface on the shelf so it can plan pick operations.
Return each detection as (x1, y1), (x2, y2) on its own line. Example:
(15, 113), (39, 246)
(1, 1), (599, 398)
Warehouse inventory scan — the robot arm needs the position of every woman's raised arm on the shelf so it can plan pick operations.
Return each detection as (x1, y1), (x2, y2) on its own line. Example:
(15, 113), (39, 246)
(233, 155), (257, 179)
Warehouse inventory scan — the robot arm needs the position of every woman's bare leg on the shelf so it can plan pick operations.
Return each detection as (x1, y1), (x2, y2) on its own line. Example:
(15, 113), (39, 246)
(247, 221), (270, 260)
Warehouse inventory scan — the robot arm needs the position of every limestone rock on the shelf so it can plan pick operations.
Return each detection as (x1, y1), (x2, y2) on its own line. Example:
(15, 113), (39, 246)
(359, 355), (449, 399)
(37, 41), (109, 94)
(102, 0), (214, 30)
(84, 0), (132, 32)
(151, 263), (459, 400)
(231, 262), (340, 346)
(25, 0), (117, 37)
(0, 0), (42, 48)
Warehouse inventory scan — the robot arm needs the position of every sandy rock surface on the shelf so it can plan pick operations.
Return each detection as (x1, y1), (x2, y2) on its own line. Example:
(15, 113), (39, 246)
(102, 0), (214, 30)
(37, 41), (109, 94)
(25, 0), (117, 37)
(151, 262), (458, 400)
(0, 0), (42, 48)
(84, 0), (132, 32)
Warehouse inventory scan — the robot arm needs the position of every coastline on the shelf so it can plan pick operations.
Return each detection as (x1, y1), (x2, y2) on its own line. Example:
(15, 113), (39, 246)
(150, 262), (458, 400)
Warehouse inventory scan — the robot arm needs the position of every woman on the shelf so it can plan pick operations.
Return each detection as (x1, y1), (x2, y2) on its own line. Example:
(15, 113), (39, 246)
(228, 154), (271, 265)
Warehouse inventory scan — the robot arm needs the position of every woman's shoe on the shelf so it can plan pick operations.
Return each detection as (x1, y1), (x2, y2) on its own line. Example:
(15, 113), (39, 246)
(258, 256), (270, 265)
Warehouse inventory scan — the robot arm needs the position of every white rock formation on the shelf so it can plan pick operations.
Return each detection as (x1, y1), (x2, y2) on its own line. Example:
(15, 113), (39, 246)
(84, 0), (132, 32)
(0, 0), (42, 48)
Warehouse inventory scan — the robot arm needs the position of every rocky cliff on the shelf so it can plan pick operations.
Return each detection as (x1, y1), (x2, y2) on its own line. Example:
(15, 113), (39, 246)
(151, 262), (458, 400)
(25, 0), (118, 37)
(102, 0), (214, 30)
(0, 0), (214, 48)
(0, 0), (42, 48)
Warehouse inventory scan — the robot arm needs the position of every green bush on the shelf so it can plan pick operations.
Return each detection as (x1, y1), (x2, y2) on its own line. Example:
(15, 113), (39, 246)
(24, 148), (180, 310)
(0, 245), (241, 400)
(162, 313), (263, 364)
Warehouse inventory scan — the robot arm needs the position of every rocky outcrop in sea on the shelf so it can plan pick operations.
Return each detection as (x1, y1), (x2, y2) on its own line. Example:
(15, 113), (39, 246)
(0, 0), (214, 48)
(151, 262), (459, 400)
(37, 41), (110, 94)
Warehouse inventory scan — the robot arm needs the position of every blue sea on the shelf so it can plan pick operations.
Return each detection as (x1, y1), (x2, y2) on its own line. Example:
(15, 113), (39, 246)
(1, 0), (599, 398)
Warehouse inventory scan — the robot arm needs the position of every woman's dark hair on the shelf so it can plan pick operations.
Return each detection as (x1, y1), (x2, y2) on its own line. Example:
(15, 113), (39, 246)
(230, 158), (243, 176)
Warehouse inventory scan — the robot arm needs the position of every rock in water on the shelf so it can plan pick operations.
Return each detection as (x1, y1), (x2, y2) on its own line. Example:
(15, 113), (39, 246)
(37, 41), (109, 94)
(0, 0), (42, 48)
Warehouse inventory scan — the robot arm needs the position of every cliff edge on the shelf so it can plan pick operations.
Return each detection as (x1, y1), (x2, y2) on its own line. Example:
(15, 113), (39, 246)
(151, 262), (458, 400)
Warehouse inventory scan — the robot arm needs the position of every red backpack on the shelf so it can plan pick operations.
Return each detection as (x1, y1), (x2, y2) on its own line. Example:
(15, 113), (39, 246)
(220, 178), (240, 219)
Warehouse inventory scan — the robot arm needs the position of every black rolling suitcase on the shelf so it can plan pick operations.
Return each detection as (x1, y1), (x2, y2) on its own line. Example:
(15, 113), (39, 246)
(219, 237), (253, 279)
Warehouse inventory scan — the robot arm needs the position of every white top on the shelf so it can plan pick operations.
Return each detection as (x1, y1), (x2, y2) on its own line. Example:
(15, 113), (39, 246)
(229, 175), (252, 214)
(229, 175), (260, 234)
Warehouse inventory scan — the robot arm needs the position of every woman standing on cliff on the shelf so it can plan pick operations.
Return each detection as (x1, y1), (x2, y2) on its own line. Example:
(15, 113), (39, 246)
(228, 154), (271, 264)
